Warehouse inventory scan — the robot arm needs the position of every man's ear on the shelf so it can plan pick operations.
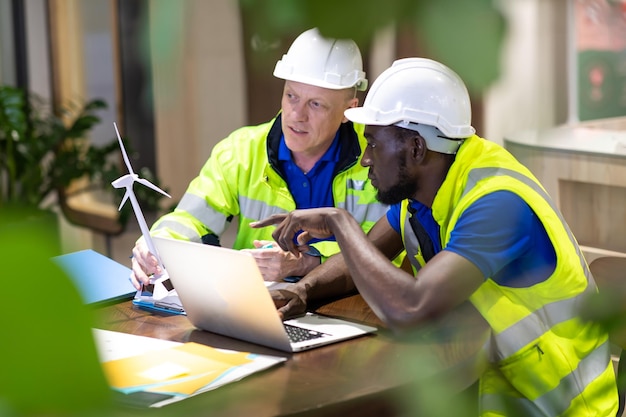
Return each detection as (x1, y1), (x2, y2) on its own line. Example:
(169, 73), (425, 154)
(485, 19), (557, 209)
(412, 135), (428, 160)
(342, 97), (359, 123)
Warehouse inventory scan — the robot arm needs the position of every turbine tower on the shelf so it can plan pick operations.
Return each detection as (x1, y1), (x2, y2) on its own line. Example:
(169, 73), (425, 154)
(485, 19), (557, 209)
(111, 122), (172, 299)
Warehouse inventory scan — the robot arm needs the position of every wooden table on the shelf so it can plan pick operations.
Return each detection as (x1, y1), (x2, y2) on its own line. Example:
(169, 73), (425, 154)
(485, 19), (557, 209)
(94, 294), (490, 417)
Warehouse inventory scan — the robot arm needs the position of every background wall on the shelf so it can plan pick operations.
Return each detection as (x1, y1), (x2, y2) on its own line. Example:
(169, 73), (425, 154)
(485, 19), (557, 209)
(149, 0), (246, 203)
(0, 0), (16, 84)
(485, 0), (569, 146)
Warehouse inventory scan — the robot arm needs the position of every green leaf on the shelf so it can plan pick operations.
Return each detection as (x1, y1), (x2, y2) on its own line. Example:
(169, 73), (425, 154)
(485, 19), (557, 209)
(83, 98), (108, 111)
(67, 114), (102, 138)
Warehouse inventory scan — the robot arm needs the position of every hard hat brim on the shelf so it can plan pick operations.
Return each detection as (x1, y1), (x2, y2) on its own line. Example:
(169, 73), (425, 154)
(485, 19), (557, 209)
(345, 106), (475, 138)
(275, 72), (365, 91)
(274, 64), (367, 91)
(344, 107), (394, 126)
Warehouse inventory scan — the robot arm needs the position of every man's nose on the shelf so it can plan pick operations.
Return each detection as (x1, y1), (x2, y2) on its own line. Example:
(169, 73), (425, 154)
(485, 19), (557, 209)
(289, 102), (307, 121)
(361, 148), (372, 167)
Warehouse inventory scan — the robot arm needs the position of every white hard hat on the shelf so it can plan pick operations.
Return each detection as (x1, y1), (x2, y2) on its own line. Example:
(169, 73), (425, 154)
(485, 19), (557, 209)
(345, 58), (475, 153)
(274, 28), (368, 91)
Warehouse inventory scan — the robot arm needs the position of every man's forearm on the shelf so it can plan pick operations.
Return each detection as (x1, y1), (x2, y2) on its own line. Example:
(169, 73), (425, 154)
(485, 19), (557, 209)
(297, 252), (355, 301)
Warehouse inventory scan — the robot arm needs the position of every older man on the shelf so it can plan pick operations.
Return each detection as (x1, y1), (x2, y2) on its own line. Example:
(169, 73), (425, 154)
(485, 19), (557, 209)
(130, 28), (389, 287)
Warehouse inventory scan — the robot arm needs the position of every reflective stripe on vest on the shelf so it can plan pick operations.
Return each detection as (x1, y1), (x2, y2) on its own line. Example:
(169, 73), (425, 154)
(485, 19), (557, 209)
(239, 195), (288, 225)
(206, 186), (387, 229)
(175, 192), (230, 236)
(152, 218), (203, 241)
(480, 340), (612, 415)
(400, 201), (424, 272)
(336, 195), (388, 225)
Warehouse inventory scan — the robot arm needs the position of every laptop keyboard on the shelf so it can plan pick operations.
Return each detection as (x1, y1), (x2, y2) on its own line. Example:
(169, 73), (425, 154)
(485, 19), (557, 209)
(283, 323), (330, 343)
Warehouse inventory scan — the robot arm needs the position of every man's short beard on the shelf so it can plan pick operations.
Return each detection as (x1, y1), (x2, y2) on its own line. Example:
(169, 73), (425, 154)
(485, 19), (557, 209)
(376, 159), (417, 205)
(377, 178), (417, 205)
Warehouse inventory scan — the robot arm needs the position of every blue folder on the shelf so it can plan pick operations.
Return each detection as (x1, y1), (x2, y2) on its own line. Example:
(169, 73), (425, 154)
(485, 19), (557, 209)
(52, 249), (137, 307)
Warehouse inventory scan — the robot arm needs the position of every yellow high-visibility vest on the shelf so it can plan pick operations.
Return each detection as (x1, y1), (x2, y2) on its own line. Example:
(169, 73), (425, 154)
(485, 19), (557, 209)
(400, 135), (618, 416)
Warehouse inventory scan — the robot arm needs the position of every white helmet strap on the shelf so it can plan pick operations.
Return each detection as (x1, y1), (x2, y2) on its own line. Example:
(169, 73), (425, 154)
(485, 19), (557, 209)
(395, 121), (465, 155)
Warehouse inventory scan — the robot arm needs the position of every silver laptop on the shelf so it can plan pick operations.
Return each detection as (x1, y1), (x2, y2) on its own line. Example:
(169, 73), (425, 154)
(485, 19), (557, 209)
(153, 236), (377, 352)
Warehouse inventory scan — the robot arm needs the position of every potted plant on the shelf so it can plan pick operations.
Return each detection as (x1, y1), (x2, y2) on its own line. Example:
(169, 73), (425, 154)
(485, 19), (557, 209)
(0, 85), (166, 234)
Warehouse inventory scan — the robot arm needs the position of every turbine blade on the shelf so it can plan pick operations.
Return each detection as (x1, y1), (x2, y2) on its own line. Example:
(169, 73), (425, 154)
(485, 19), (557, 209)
(114, 122), (135, 175)
(136, 178), (171, 198)
(117, 190), (131, 211)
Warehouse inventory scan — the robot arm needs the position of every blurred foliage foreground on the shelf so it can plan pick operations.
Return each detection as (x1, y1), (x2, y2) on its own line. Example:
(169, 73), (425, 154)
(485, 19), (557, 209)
(238, 0), (507, 94)
(0, 207), (113, 417)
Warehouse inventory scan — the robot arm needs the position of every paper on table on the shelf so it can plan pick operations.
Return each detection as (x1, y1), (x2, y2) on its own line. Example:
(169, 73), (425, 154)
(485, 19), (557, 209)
(102, 342), (253, 393)
(93, 329), (180, 362)
(132, 289), (186, 315)
(93, 329), (286, 407)
(264, 281), (293, 291)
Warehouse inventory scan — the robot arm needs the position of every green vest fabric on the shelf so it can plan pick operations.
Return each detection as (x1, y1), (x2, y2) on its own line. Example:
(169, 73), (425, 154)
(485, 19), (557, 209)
(400, 135), (618, 416)
(150, 115), (388, 260)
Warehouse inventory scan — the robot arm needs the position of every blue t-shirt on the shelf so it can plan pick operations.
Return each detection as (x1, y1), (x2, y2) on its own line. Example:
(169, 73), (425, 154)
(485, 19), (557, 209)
(386, 191), (556, 288)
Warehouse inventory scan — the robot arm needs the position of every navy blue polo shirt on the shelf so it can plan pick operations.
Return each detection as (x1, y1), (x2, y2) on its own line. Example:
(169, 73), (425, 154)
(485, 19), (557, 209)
(386, 191), (556, 288)
(278, 133), (340, 209)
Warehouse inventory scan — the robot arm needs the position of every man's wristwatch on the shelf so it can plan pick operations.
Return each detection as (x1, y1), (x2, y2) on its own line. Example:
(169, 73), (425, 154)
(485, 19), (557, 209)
(304, 246), (322, 258)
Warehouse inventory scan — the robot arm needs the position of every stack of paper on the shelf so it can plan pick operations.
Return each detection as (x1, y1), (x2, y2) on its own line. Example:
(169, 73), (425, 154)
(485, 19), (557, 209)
(93, 329), (286, 407)
(132, 287), (186, 315)
(132, 276), (295, 316)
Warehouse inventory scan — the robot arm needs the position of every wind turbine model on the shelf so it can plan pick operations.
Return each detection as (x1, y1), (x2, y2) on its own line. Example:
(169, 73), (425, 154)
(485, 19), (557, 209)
(111, 122), (172, 300)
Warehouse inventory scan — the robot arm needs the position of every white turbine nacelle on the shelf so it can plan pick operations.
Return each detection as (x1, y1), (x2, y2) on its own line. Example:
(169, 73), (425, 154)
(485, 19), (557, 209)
(111, 174), (136, 210)
(111, 122), (172, 300)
